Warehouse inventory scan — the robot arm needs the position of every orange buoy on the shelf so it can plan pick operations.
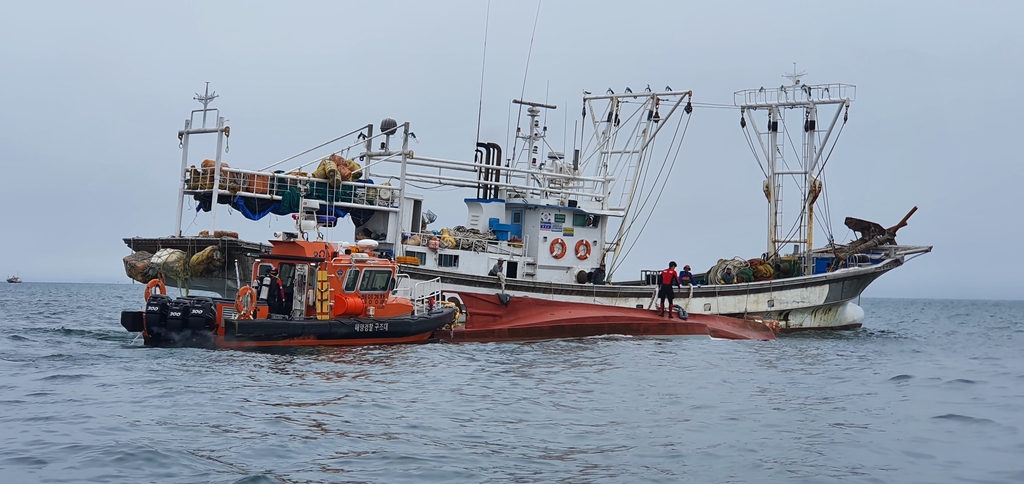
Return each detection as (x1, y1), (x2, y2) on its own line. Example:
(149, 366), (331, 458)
(144, 278), (166, 300)
(550, 238), (567, 259)
(575, 239), (592, 260)
(235, 286), (257, 320)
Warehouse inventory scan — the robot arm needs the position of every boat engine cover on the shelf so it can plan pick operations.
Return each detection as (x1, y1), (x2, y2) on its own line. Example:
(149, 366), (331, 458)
(188, 297), (217, 332)
(145, 294), (172, 329)
(166, 299), (191, 332)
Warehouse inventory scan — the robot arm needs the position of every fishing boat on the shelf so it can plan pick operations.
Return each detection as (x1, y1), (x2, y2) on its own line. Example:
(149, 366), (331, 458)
(6, 275), (21, 283)
(388, 76), (931, 332)
(120, 215), (457, 349)
(121, 86), (777, 342)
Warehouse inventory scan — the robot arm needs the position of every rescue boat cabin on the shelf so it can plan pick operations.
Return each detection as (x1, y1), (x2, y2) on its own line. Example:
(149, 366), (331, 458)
(249, 236), (412, 321)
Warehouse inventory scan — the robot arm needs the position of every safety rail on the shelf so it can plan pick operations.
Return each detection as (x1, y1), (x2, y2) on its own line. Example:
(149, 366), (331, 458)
(401, 231), (528, 258)
(391, 274), (413, 299)
(734, 82), (856, 107)
(182, 166), (402, 212)
(410, 277), (442, 316)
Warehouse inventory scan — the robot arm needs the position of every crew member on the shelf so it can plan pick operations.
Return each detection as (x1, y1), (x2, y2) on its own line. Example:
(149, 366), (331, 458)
(592, 263), (607, 285)
(659, 261), (680, 318)
(678, 264), (697, 286)
(488, 258), (505, 277)
(267, 268), (287, 315)
(721, 267), (736, 285)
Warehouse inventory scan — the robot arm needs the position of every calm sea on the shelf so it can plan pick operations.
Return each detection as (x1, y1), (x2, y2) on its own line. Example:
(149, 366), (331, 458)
(1, 283), (1022, 483)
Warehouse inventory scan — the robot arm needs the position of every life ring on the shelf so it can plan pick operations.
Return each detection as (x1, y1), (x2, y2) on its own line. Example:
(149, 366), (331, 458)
(575, 240), (592, 260)
(235, 286), (257, 320)
(144, 278), (166, 300)
(427, 238), (440, 251)
(550, 238), (567, 259)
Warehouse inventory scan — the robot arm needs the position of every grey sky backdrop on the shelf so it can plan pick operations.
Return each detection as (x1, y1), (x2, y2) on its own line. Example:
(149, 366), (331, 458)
(1, 1), (1021, 300)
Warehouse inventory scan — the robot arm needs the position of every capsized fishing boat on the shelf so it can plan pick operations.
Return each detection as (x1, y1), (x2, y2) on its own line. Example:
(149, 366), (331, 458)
(120, 208), (457, 348)
(383, 75), (930, 333)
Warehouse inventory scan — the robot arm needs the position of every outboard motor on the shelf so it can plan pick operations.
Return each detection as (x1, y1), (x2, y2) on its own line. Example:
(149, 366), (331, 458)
(144, 294), (172, 332)
(166, 299), (191, 333)
(188, 297), (218, 332)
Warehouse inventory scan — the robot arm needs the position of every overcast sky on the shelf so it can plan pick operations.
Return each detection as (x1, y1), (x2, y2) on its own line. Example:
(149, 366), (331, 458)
(1, 1), (1021, 300)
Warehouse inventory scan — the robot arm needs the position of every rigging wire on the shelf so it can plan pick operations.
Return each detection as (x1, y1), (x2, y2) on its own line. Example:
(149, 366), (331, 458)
(508, 0), (543, 166)
(474, 0), (491, 146)
(612, 112), (692, 274)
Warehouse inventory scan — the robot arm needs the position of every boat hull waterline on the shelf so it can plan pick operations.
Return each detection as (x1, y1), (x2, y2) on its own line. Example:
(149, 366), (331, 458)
(405, 259), (897, 333)
(439, 292), (776, 342)
(121, 301), (457, 349)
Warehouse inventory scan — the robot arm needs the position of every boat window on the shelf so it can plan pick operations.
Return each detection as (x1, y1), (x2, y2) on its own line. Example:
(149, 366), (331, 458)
(278, 263), (296, 288)
(512, 211), (523, 224)
(586, 214), (600, 228)
(359, 269), (393, 293)
(344, 269), (360, 292)
(439, 253), (459, 268)
(573, 213), (588, 227)
(256, 263), (274, 278)
(407, 251), (427, 266)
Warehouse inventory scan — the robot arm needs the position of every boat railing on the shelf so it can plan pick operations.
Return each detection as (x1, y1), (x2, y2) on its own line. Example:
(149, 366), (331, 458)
(182, 166), (402, 213)
(734, 82), (856, 107)
(410, 277), (443, 316)
(392, 274), (412, 299)
(401, 231), (528, 258)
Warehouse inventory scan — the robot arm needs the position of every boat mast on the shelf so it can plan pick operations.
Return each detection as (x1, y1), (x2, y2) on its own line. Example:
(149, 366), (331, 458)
(174, 83), (230, 237)
(735, 68), (854, 268)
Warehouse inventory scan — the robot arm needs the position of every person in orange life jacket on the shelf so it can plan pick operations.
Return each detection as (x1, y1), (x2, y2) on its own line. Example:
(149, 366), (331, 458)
(678, 264), (698, 286)
(658, 261), (681, 318)
(267, 268), (287, 315)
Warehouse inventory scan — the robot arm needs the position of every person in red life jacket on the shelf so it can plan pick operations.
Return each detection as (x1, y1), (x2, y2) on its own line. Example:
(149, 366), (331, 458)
(678, 264), (697, 286)
(267, 268), (287, 315)
(658, 261), (680, 318)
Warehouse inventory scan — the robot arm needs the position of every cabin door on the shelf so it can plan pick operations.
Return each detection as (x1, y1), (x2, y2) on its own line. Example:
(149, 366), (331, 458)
(291, 263), (309, 318)
(510, 210), (523, 240)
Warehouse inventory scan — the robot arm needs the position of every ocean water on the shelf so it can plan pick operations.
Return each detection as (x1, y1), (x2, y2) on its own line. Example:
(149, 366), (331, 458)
(0, 283), (1022, 483)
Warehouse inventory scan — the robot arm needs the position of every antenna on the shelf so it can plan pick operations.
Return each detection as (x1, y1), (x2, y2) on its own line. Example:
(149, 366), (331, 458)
(783, 62), (807, 86)
(194, 82), (219, 128)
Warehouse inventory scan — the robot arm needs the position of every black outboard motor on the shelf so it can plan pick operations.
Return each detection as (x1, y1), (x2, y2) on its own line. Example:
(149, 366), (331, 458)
(144, 294), (172, 333)
(188, 297), (218, 332)
(166, 299), (191, 333)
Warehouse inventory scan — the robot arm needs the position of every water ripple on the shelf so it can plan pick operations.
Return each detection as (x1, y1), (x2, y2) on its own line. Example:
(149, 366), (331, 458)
(0, 285), (1022, 483)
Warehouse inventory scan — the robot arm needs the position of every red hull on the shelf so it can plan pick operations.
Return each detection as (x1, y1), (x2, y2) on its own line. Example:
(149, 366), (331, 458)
(439, 293), (776, 342)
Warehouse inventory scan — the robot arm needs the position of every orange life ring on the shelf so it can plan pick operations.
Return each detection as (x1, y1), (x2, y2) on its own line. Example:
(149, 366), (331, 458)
(575, 239), (592, 260)
(550, 238), (567, 259)
(427, 238), (440, 251)
(144, 278), (166, 300)
(235, 286), (257, 320)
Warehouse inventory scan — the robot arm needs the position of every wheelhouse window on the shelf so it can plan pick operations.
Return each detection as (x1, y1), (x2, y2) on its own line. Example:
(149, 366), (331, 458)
(407, 251), (427, 266)
(358, 269), (393, 293)
(278, 263), (296, 288)
(439, 253), (459, 268)
(573, 213), (588, 227)
(344, 268), (361, 292)
(256, 263), (274, 278)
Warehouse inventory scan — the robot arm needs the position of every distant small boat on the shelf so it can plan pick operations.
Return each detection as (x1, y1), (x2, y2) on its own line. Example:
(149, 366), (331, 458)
(6, 276), (21, 283)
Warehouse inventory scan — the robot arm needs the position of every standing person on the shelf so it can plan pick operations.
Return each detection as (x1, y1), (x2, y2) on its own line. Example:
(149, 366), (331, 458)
(678, 264), (697, 286)
(592, 262), (607, 285)
(658, 261), (680, 318)
(267, 268), (286, 315)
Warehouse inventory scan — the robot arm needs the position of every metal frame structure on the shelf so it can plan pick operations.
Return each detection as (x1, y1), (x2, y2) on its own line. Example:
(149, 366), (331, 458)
(735, 71), (855, 268)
